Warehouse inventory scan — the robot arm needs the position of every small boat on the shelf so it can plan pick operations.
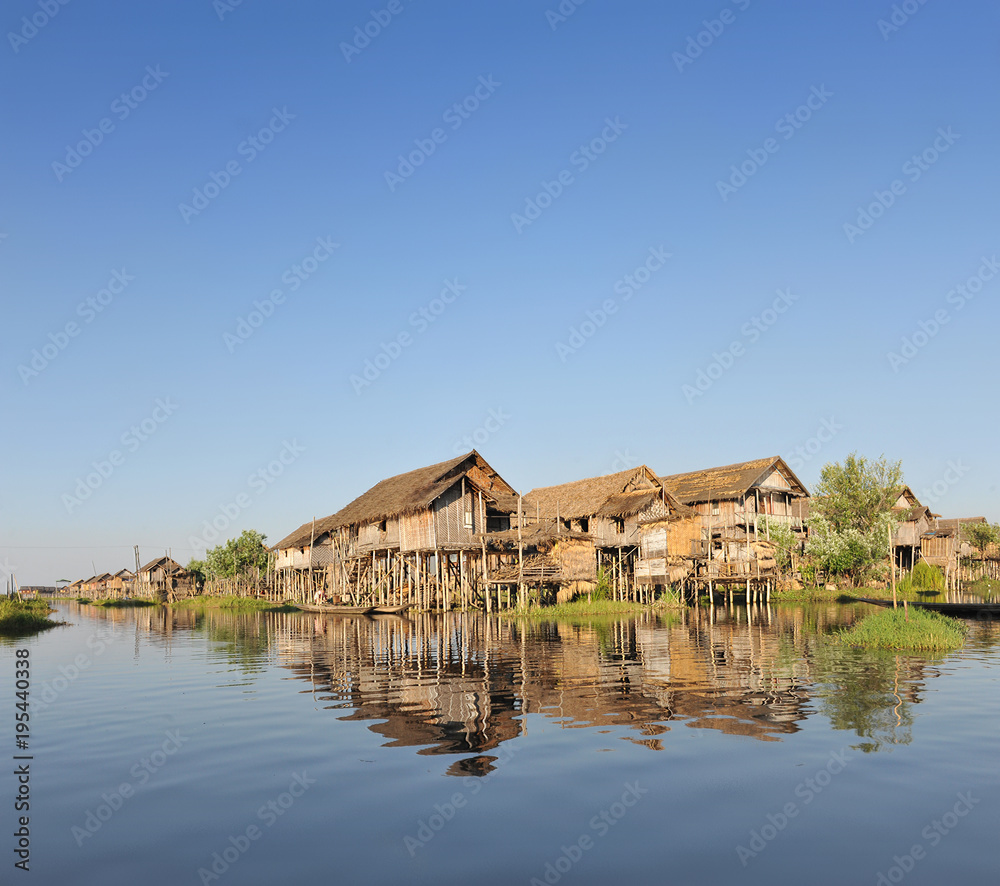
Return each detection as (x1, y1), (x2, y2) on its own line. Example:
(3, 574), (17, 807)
(292, 602), (411, 616)
(856, 597), (1000, 618)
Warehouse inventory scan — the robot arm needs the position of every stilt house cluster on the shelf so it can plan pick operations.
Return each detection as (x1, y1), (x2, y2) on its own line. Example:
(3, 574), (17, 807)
(273, 452), (823, 607)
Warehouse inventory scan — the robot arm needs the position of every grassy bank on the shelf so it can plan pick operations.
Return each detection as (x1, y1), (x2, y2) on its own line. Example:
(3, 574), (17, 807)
(835, 606), (966, 651)
(90, 598), (158, 608)
(0, 599), (61, 634)
(769, 585), (852, 603)
(502, 597), (678, 620)
(169, 595), (298, 612)
(770, 584), (945, 604)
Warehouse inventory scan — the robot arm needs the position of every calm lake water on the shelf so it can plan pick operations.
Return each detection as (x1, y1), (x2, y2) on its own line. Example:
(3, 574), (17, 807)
(4, 601), (999, 886)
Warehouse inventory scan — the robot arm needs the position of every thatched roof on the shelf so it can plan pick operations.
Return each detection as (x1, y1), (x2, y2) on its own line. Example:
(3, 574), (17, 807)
(896, 504), (934, 523)
(661, 456), (808, 505)
(481, 520), (592, 550)
(139, 556), (185, 574)
(930, 517), (987, 538)
(526, 466), (685, 520)
(274, 450), (516, 550)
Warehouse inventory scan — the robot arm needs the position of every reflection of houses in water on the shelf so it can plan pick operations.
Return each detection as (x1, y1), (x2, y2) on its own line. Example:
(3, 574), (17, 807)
(271, 607), (850, 764)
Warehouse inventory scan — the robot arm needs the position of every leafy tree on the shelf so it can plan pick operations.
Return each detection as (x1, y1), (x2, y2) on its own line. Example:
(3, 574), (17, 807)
(187, 558), (208, 588)
(806, 453), (904, 586)
(203, 530), (270, 581)
(757, 517), (797, 573)
(961, 521), (1000, 559)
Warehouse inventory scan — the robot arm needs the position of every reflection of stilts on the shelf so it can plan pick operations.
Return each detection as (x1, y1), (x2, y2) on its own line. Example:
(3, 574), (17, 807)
(891, 655), (903, 727)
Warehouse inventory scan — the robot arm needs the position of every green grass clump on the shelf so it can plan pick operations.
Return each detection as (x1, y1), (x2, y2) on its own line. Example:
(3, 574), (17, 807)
(897, 560), (946, 597)
(76, 597), (92, 604)
(836, 606), (966, 651)
(169, 595), (294, 612)
(0, 599), (61, 634)
(770, 585), (858, 603)
(503, 597), (666, 620)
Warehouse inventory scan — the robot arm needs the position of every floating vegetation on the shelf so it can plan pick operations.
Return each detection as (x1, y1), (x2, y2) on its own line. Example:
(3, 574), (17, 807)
(835, 607), (966, 652)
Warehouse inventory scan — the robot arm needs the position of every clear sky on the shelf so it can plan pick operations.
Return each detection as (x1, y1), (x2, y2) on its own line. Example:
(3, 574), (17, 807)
(3, 0), (998, 585)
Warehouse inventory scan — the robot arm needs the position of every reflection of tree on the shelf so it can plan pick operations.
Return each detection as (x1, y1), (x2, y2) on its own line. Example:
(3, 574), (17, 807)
(200, 611), (272, 675)
(807, 643), (931, 751)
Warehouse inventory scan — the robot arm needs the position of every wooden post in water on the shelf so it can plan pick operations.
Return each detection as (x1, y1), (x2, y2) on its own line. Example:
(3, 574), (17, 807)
(889, 522), (897, 609)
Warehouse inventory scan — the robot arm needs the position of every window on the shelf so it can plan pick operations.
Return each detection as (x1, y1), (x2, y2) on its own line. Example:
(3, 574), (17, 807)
(711, 503), (720, 516)
(614, 518), (625, 534)
(579, 518), (589, 533)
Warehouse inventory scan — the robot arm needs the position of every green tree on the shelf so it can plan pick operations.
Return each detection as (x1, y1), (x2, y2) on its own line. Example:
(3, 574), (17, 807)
(203, 530), (270, 581)
(757, 517), (797, 573)
(961, 521), (999, 559)
(187, 558), (208, 588)
(806, 453), (904, 587)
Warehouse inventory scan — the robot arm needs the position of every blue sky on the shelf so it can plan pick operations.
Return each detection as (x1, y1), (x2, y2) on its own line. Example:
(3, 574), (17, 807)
(3, 0), (998, 584)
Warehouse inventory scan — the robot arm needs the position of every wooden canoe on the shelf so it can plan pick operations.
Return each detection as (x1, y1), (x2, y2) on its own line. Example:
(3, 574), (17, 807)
(293, 602), (411, 616)
(856, 597), (1000, 618)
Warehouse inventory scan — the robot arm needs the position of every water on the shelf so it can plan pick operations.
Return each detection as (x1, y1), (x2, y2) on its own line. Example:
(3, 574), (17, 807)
(4, 601), (999, 885)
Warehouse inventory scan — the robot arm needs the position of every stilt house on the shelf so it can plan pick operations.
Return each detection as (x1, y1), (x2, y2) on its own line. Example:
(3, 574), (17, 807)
(660, 456), (810, 543)
(524, 465), (690, 597)
(891, 487), (936, 571)
(273, 450), (519, 607)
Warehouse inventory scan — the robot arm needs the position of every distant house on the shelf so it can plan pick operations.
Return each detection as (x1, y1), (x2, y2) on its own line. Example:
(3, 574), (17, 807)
(138, 556), (195, 598)
(919, 517), (990, 583)
(273, 450), (519, 607)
